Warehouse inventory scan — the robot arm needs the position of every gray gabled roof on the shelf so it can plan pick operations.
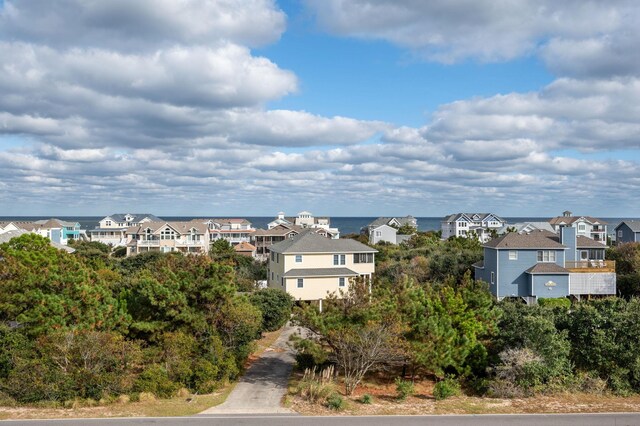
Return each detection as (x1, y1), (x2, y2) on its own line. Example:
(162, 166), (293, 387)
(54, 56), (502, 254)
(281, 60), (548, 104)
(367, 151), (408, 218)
(616, 221), (640, 232)
(368, 216), (416, 228)
(107, 213), (162, 222)
(484, 230), (566, 249)
(442, 213), (505, 223)
(282, 267), (359, 277)
(269, 230), (377, 254)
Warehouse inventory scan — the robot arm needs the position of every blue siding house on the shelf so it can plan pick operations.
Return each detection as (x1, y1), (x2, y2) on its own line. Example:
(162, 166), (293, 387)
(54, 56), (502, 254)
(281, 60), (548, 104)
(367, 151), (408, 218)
(615, 221), (640, 244)
(474, 227), (616, 303)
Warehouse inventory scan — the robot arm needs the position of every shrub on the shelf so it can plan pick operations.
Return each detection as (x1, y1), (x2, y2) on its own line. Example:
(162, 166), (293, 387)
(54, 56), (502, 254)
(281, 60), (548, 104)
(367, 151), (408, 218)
(538, 298), (571, 309)
(360, 394), (373, 404)
(291, 336), (329, 370)
(296, 366), (335, 403)
(326, 393), (345, 410)
(192, 359), (220, 393)
(433, 377), (460, 400)
(133, 365), (180, 398)
(395, 378), (415, 401)
(250, 288), (294, 332)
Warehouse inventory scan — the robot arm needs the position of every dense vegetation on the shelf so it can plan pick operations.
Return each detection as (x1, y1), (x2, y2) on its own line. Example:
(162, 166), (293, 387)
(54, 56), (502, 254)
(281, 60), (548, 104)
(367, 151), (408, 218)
(0, 234), (288, 405)
(3, 233), (640, 406)
(294, 234), (640, 399)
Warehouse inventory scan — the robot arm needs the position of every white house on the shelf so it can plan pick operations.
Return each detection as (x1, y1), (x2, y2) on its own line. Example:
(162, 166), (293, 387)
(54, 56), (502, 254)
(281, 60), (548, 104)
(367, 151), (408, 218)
(88, 213), (161, 246)
(125, 221), (210, 256)
(441, 213), (506, 242)
(549, 211), (607, 242)
(366, 216), (417, 244)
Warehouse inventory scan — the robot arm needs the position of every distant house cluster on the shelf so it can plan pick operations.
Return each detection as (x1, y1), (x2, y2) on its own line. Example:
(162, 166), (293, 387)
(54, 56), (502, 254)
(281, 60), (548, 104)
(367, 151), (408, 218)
(0, 218), (80, 251)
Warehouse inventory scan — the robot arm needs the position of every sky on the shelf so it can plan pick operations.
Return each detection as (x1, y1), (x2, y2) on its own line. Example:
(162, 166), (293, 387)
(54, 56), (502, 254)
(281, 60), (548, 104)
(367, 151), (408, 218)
(0, 0), (639, 217)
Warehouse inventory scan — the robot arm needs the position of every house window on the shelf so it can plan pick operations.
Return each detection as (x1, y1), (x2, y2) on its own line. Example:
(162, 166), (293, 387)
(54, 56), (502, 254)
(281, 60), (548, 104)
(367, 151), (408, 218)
(297, 278), (304, 288)
(618, 230), (623, 238)
(509, 251), (518, 260)
(537, 250), (557, 262)
(276, 253), (280, 263)
(490, 272), (495, 284)
(353, 253), (374, 263)
(160, 228), (175, 240)
(295, 255), (303, 263)
(281, 277), (284, 287)
(375, 231), (381, 237)
(105, 220), (111, 227)
(339, 277), (345, 287)
(333, 254), (345, 265)
(578, 223), (586, 232)
(271, 272), (274, 280)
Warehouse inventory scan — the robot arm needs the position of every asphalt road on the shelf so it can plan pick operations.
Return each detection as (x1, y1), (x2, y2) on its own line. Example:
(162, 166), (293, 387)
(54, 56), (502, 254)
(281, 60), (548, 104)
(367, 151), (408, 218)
(199, 324), (299, 415)
(4, 413), (640, 426)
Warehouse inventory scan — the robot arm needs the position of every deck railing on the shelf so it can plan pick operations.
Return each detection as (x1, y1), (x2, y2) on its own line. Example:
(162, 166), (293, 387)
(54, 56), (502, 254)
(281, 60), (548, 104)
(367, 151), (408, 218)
(565, 260), (615, 272)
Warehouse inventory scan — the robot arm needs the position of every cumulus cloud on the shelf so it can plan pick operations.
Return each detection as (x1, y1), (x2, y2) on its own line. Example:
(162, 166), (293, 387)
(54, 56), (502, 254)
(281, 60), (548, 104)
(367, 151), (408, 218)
(0, 0), (286, 49)
(0, 0), (639, 216)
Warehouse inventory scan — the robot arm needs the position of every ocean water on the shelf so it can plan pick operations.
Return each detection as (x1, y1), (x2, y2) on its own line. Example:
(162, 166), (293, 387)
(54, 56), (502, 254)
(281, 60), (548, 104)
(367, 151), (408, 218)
(1, 216), (638, 236)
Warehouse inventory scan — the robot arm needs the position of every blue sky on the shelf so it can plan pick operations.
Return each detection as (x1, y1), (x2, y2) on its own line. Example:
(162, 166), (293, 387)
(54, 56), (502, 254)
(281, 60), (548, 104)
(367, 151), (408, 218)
(0, 0), (639, 217)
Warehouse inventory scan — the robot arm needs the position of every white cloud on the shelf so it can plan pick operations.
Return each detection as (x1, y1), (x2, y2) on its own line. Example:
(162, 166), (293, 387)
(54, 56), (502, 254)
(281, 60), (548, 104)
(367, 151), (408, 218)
(0, 0), (286, 49)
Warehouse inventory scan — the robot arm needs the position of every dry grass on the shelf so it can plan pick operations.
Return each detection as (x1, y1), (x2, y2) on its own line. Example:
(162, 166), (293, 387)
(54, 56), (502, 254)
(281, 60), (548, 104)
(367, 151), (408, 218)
(0, 389), (233, 420)
(0, 326), (287, 420)
(287, 373), (640, 416)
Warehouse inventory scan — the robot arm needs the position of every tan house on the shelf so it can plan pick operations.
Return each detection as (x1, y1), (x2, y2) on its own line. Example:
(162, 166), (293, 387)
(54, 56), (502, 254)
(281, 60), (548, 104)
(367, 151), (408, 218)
(125, 221), (210, 256)
(267, 231), (377, 304)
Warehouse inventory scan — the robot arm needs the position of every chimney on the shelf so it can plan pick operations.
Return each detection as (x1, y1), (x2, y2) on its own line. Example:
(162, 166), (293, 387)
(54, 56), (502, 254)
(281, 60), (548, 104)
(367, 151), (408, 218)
(563, 210), (572, 217)
(559, 226), (577, 262)
(277, 212), (285, 220)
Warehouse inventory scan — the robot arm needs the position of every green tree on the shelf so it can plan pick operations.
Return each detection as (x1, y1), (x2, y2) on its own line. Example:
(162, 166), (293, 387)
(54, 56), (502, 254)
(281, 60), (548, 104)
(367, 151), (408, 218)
(250, 288), (294, 332)
(0, 234), (129, 337)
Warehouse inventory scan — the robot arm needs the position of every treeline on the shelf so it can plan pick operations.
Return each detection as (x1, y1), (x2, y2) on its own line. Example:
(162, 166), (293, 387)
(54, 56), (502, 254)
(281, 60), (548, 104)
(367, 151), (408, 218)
(0, 234), (290, 404)
(294, 234), (640, 399)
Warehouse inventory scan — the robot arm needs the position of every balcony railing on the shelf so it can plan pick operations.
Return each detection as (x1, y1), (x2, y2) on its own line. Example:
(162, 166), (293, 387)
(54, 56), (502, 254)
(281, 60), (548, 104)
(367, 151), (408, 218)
(565, 260), (615, 273)
(138, 239), (160, 246)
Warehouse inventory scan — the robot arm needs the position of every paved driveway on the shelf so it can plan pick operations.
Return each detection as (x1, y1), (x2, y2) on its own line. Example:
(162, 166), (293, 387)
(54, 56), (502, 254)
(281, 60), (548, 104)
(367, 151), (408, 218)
(200, 324), (299, 415)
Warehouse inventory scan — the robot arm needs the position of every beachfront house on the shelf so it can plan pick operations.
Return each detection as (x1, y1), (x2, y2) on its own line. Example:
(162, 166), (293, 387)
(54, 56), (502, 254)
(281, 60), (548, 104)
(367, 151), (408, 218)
(548, 211), (607, 242)
(441, 213), (506, 242)
(615, 221), (640, 244)
(267, 231), (377, 306)
(267, 211), (340, 238)
(88, 213), (161, 246)
(198, 218), (256, 246)
(125, 221), (210, 256)
(473, 227), (616, 304)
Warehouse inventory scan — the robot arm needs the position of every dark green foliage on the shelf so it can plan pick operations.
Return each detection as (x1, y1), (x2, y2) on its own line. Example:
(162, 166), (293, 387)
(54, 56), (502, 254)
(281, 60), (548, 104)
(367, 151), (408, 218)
(0, 233), (273, 403)
(1, 330), (141, 402)
(290, 335), (329, 370)
(561, 298), (640, 393)
(433, 376), (460, 400)
(492, 302), (572, 388)
(134, 365), (180, 398)
(360, 393), (373, 404)
(538, 297), (571, 309)
(250, 288), (294, 332)
(0, 234), (130, 336)
(325, 393), (345, 410)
